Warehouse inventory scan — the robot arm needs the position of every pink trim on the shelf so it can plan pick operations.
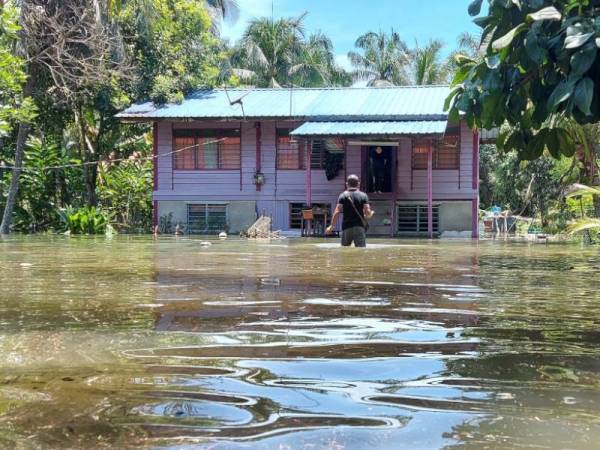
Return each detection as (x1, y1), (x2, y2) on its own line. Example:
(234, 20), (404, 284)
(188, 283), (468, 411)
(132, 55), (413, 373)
(472, 131), (479, 190)
(306, 138), (312, 205)
(472, 198), (479, 239)
(427, 142), (433, 238)
(255, 122), (262, 191)
(391, 143), (399, 237)
(472, 131), (480, 238)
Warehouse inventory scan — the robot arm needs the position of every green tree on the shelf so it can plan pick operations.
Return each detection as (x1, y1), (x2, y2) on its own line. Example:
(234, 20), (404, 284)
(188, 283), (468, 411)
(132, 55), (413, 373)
(0, 5), (34, 137)
(0, 2), (38, 235)
(230, 14), (306, 87)
(408, 39), (448, 85)
(348, 30), (409, 86)
(447, 0), (600, 159)
(289, 32), (351, 87)
(118, 0), (224, 103)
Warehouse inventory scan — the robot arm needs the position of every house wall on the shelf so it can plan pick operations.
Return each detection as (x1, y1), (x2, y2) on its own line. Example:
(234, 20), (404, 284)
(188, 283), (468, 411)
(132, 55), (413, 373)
(154, 119), (478, 234)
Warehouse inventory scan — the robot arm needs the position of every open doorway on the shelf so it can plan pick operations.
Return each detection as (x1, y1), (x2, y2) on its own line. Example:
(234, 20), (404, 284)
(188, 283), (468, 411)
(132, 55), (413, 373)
(366, 146), (393, 194)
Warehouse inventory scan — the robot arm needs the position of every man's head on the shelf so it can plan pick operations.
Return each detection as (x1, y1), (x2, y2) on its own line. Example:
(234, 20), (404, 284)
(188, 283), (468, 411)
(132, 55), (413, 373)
(346, 174), (360, 189)
(375, 146), (383, 154)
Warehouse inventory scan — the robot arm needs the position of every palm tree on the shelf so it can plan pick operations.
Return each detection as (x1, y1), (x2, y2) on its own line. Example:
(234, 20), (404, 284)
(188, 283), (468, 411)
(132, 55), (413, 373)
(289, 32), (350, 87)
(347, 30), (409, 86)
(408, 39), (448, 85)
(230, 14), (306, 87)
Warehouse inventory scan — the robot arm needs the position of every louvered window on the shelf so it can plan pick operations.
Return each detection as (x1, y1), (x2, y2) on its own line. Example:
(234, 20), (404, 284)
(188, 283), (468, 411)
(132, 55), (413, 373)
(311, 138), (345, 169)
(397, 204), (439, 234)
(187, 204), (227, 234)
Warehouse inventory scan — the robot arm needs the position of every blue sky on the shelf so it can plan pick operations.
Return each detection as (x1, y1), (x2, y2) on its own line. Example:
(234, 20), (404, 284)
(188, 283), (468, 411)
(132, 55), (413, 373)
(221, 0), (479, 70)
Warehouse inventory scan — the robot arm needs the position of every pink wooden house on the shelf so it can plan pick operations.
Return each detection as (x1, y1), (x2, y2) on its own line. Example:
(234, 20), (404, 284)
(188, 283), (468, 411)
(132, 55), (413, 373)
(118, 86), (480, 238)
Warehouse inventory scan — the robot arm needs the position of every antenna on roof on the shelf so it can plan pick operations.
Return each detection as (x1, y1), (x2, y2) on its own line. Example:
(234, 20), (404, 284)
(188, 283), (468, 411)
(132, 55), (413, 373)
(223, 85), (248, 120)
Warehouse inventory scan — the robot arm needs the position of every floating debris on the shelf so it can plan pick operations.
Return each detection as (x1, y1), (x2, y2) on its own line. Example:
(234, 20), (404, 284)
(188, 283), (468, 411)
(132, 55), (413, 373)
(243, 215), (285, 239)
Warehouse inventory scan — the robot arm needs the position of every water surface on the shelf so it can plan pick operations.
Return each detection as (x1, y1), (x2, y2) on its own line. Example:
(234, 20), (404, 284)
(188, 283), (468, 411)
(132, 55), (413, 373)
(1, 236), (599, 449)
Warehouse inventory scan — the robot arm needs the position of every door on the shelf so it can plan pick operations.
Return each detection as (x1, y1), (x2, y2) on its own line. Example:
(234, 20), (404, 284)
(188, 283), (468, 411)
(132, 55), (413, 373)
(362, 146), (395, 195)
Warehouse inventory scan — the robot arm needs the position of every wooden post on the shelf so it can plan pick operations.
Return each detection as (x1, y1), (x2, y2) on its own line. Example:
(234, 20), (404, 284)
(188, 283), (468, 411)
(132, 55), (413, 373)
(152, 122), (158, 228)
(472, 131), (480, 238)
(391, 142), (399, 237)
(427, 140), (433, 239)
(255, 121), (262, 191)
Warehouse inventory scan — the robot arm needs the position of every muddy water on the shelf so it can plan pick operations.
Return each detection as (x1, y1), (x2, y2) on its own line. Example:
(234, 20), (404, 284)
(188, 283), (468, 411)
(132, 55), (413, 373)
(1, 236), (599, 449)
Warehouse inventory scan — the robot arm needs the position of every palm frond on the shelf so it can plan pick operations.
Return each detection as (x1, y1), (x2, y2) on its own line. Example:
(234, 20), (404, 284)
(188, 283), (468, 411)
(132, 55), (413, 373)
(565, 184), (600, 198)
(566, 218), (600, 235)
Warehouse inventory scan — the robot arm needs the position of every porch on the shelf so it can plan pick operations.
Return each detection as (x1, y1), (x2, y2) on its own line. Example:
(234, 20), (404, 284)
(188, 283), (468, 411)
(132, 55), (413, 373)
(290, 120), (479, 238)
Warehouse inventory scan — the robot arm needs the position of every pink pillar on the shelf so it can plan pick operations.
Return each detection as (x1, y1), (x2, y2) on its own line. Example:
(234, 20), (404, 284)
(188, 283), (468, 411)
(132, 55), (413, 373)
(306, 138), (312, 206)
(472, 131), (480, 238)
(427, 142), (433, 238)
(152, 122), (158, 228)
(255, 122), (262, 191)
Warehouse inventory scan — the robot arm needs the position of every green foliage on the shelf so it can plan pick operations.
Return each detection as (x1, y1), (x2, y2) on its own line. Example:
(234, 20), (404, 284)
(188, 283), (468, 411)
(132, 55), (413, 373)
(117, 0), (223, 104)
(348, 30), (409, 86)
(409, 39), (449, 85)
(230, 14), (349, 88)
(480, 144), (573, 227)
(97, 158), (153, 233)
(10, 138), (78, 232)
(0, 5), (36, 136)
(59, 205), (112, 235)
(448, 1), (600, 159)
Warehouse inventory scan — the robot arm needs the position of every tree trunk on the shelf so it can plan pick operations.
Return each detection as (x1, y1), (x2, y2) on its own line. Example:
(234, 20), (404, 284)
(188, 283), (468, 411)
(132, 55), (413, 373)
(0, 122), (31, 234)
(75, 104), (98, 206)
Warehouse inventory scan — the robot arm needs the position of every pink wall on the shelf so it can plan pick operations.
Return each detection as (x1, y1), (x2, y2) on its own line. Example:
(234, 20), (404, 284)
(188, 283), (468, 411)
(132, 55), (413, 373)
(396, 122), (476, 200)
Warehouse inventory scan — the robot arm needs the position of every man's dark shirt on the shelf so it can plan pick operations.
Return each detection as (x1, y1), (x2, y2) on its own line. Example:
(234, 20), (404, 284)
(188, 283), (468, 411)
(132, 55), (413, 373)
(338, 189), (369, 230)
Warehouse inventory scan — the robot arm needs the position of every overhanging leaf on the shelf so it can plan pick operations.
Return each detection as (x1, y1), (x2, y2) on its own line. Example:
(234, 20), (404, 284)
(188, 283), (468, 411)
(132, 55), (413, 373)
(570, 46), (596, 76)
(468, 0), (484, 16)
(564, 31), (594, 49)
(544, 128), (562, 158)
(573, 77), (594, 115)
(492, 24), (526, 50)
(547, 79), (576, 110)
(527, 6), (561, 22)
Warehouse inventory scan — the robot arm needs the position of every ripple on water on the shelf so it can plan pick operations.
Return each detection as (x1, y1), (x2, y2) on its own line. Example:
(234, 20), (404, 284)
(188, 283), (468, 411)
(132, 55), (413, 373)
(302, 297), (391, 306)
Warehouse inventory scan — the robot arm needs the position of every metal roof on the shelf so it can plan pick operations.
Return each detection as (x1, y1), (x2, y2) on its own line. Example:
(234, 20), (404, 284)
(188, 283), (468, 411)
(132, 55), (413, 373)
(290, 120), (448, 137)
(117, 85), (451, 121)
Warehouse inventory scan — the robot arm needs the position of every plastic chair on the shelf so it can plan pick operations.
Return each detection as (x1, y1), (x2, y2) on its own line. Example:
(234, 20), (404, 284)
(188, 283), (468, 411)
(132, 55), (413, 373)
(301, 209), (314, 237)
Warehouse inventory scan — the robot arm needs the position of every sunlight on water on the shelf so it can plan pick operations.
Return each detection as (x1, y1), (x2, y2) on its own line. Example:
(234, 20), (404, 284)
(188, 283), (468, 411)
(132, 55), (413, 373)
(1, 236), (600, 449)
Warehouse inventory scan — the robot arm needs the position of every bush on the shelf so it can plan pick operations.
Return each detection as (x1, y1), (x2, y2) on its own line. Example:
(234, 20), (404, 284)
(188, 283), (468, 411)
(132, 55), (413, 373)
(59, 206), (112, 235)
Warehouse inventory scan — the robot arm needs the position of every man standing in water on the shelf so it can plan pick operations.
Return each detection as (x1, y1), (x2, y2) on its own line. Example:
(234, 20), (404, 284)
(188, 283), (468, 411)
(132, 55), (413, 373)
(326, 174), (374, 247)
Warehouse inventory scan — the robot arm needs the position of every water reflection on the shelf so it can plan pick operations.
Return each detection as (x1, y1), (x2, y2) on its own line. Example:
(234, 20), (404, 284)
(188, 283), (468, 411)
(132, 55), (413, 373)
(1, 236), (599, 448)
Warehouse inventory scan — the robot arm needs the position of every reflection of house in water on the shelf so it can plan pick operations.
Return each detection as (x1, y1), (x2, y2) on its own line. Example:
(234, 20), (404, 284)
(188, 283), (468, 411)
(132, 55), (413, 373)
(151, 247), (483, 359)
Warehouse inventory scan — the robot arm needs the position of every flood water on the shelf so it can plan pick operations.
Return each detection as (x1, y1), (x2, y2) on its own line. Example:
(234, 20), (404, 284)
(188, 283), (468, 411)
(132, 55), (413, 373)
(1, 236), (600, 449)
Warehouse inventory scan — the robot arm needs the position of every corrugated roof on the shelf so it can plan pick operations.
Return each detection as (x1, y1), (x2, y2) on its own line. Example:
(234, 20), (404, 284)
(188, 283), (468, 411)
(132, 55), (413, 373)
(290, 120), (448, 136)
(117, 85), (451, 121)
